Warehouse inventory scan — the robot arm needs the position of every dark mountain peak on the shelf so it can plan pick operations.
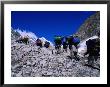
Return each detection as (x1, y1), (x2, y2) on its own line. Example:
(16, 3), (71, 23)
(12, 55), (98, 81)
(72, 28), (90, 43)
(74, 12), (100, 41)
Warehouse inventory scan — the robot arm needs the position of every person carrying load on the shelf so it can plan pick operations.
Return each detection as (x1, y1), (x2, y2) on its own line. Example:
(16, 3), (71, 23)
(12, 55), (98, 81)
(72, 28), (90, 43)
(54, 35), (63, 54)
(62, 36), (68, 52)
(44, 41), (50, 48)
(67, 35), (80, 61)
(36, 38), (43, 48)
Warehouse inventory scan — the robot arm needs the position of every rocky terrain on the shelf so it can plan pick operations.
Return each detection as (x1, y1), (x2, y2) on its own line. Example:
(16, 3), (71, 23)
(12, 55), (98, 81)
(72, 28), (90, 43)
(11, 12), (100, 77)
(11, 42), (100, 77)
(11, 33), (100, 77)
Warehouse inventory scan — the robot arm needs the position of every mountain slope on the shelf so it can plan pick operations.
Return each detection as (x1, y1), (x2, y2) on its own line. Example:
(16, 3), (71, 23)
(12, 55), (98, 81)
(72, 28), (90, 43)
(12, 29), (54, 46)
(11, 11), (100, 77)
(74, 12), (100, 41)
(11, 30), (100, 77)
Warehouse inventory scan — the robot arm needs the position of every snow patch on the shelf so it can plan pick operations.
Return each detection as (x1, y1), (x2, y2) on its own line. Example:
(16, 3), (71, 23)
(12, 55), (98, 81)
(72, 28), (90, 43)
(14, 28), (54, 46)
(15, 29), (38, 40)
(40, 37), (54, 47)
(78, 35), (99, 57)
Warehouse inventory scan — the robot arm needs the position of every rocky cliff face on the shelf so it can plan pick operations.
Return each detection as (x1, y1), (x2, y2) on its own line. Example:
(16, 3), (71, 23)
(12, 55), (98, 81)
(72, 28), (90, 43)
(74, 12), (100, 41)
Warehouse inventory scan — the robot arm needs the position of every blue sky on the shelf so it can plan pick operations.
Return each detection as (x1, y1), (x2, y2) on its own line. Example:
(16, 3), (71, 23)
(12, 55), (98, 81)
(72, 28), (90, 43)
(11, 11), (96, 42)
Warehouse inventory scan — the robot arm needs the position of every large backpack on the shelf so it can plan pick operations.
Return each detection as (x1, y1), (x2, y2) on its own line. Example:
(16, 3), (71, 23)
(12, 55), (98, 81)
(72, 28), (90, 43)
(67, 36), (74, 45)
(44, 41), (50, 48)
(86, 38), (100, 57)
(36, 39), (42, 44)
(86, 39), (96, 51)
(73, 37), (80, 44)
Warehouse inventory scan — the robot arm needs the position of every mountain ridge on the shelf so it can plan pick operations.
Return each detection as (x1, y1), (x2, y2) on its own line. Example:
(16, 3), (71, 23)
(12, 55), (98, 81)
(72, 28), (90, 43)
(74, 12), (100, 41)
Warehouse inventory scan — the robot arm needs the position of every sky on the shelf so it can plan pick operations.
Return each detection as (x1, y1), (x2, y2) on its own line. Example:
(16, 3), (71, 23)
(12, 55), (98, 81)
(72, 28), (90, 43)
(11, 11), (96, 43)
